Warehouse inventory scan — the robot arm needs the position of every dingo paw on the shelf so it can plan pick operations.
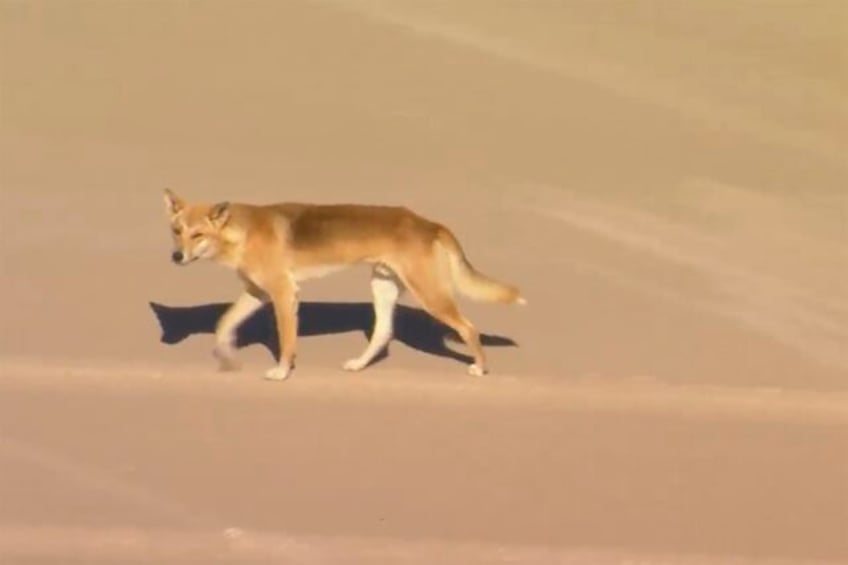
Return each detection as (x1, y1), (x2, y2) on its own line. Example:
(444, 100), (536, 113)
(343, 358), (368, 372)
(264, 365), (291, 381)
(467, 364), (487, 377)
(213, 344), (240, 372)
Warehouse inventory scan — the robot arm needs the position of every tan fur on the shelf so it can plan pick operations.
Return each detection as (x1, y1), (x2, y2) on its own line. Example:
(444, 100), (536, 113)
(163, 188), (525, 379)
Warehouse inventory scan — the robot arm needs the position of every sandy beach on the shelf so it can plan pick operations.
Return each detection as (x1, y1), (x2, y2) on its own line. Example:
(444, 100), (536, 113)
(1, 1), (846, 563)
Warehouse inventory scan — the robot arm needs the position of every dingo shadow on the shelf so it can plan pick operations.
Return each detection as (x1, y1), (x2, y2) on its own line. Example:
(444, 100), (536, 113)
(149, 301), (518, 367)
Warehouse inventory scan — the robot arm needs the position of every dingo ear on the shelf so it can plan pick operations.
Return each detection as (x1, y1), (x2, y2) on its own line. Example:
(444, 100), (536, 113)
(208, 201), (230, 227)
(164, 188), (185, 217)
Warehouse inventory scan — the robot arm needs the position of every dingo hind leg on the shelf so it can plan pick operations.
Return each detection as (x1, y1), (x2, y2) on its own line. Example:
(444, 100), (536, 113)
(396, 252), (488, 376)
(343, 263), (404, 372)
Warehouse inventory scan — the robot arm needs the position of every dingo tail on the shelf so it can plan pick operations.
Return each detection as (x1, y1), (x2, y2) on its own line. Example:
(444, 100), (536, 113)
(436, 228), (527, 305)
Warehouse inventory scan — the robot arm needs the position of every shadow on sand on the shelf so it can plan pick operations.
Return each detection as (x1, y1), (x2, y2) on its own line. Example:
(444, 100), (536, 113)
(149, 301), (518, 367)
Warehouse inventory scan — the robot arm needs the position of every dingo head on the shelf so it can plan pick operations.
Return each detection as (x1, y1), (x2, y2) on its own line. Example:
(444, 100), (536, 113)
(163, 188), (231, 265)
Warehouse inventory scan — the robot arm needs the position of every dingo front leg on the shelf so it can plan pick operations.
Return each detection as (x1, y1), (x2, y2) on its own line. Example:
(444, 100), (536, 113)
(214, 289), (266, 371)
(264, 280), (299, 381)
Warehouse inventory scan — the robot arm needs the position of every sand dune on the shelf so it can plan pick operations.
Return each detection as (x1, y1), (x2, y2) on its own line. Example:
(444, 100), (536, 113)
(1, 1), (846, 563)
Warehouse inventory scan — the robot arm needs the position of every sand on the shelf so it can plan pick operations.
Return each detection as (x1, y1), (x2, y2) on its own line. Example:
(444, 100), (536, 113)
(1, 1), (846, 563)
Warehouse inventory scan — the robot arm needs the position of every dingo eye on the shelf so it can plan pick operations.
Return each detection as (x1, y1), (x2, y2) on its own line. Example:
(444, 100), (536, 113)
(190, 232), (204, 240)
(172, 227), (181, 235)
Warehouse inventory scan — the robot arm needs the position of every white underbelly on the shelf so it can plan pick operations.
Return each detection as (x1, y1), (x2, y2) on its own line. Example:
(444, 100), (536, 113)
(291, 264), (349, 282)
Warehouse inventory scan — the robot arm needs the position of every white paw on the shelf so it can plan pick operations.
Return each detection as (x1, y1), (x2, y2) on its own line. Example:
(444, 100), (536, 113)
(343, 358), (368, 372)
(467, 364), (487, 377)
(213, 344), (240, 371)
(264, 366), (291, 381)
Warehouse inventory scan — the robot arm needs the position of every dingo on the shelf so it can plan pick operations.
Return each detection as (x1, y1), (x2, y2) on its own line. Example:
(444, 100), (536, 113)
(163, 189), (525, 381)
